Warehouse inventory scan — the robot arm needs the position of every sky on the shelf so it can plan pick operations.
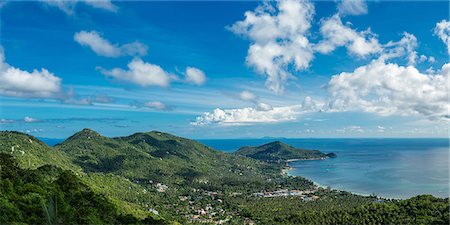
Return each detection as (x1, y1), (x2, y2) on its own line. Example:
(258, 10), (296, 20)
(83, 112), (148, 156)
(0, 0), (449, 139)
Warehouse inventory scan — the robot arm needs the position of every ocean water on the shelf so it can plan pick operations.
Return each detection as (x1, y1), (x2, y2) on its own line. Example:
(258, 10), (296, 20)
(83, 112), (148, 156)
(198, 138), (449, 199)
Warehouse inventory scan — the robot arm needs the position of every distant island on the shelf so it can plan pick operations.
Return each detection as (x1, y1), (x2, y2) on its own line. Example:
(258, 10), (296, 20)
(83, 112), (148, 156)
(0, 129), (448, 224)
(236, 141), (337, 163)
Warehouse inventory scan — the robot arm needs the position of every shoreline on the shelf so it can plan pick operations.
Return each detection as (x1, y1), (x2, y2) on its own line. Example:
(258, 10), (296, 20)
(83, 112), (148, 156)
(285, 156), (329, 163)
(284, 161), (407, 200)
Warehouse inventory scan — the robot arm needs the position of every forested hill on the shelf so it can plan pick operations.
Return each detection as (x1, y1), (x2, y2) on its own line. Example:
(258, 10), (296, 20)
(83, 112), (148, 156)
(54, 128), (282, 188)
(236, 141), (336, 162)
(0, 130), (448, 224)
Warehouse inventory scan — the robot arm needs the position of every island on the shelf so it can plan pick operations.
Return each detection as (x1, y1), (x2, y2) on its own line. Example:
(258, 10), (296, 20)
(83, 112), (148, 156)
(235, 141), (336, 163)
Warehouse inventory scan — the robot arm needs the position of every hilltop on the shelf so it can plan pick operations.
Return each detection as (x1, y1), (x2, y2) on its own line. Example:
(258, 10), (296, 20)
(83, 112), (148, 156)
(236, 141), (336, 162)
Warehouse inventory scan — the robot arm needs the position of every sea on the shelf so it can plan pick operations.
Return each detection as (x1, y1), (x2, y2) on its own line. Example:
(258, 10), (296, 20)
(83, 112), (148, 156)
(199, 138), (449, 199)
(39, 137), (449, 199)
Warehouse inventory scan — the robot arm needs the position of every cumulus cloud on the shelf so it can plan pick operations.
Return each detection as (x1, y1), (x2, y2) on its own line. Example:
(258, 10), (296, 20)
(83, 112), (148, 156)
(382, 32), (419, 65)
(99, 58), (173, 87)
(315, 15), (382, 57)
(229, 0), (315, 94)
(43, 0), (117, 15)
(434, 20), (450, 54)
(74, 30), (148, 57)
(327, 59), (450, 121)
(191, 105), (302, 126)
(192, 96), (320, 126)
(338, 0), (368, 16)
(185, 67), (206, 85)
(0, 47), (62, 98)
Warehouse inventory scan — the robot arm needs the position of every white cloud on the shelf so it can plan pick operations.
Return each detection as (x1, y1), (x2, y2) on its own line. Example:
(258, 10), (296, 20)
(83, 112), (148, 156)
(229, 0), (315, 94)
(24, 116), (38, 123)
(83, 0), (117, 11)
(315, 15), (382, 57)
(144, 101), (167, 110)
(236, 90), (274, 111)
(191, 105), (302, 126)
(239, 90), (258, 102)
(434, 20), (450, 54)
(327, 59), (450, 121)
(0, 47), (62, 98)
(338, 0), (368, 16)
(43, 0), (117, 15)
(192, 96), (320, 126)
(99, 58), (173, 87)
(382, 32), (418, 65)
(185, 67), (206, 85)
(74, 30), (148, 57)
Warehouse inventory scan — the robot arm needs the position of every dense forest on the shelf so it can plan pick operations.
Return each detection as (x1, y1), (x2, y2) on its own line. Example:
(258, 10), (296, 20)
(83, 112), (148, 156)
(0, 153), (163, 224)
(0, 130), (448, 224)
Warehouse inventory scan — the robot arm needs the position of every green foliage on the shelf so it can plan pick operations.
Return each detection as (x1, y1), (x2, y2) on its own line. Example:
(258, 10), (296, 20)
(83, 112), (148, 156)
(230, 192), (449, 224)
(235, 141), (334, 162)
(0, 153), (164, 224)
(0, 129), (448, 224)
(0, 131), (80, 172)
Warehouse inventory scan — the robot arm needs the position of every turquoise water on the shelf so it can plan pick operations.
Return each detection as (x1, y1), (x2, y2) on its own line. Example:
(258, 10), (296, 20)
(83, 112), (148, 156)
(199, 138), (449, 199)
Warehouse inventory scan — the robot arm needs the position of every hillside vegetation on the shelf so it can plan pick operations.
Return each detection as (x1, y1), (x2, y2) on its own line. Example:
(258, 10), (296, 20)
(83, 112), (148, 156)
(236, 141), (336, 162)
(0, 130), (448, 224)
(0, 153), (164, 224)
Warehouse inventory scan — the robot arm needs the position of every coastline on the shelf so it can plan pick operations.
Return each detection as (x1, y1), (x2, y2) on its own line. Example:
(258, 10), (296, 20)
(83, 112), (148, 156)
(285, 156), (329, 163)
(284, 161), (406, 200)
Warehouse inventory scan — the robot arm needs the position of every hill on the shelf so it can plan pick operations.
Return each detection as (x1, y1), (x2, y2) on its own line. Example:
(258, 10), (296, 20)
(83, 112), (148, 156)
(236, 141), (336, 162)
(55, 129), (284, 189)
(0, 129), (447, 224)
(0, 131), (80, 171)
(1, 129), (315, 223)
(0, 153), (164, 224)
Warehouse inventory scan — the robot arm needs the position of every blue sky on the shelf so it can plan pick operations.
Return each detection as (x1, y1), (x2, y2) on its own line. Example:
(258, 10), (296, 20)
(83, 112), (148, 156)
(0, 0), (448, 139)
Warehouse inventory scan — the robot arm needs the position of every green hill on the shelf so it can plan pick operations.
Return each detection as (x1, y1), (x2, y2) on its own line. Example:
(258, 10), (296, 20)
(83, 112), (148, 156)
(1, 129), (312, 223)
(0, 131), (80, 171)
(0, 153), (164, 224)
(236, 141), (336, 162)
(55, 129), (283, 189)
(0, 129), (447, 224)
